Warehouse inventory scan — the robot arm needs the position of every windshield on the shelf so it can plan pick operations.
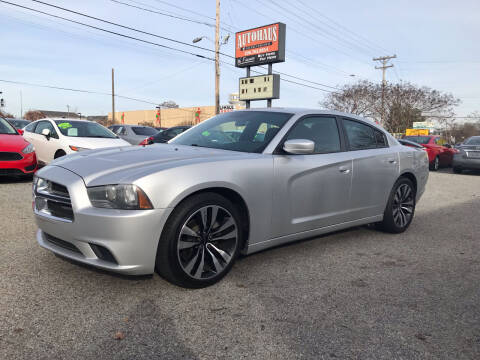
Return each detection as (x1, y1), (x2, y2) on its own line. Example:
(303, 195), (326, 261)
(132, 126), (158, 136)
(54, 120), (117, 138)
(463, 137), (480, 145)
(403, 136), (431, 144)
(170, 111), (293, 153)
(0, 117), (18, 134)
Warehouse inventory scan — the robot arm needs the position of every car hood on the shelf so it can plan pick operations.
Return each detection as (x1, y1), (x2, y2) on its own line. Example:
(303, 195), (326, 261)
(0, 134), (30, 152)
(48, 144), (259, 185)
(65, 136), (130, 149)
(459, 145), (480, 150)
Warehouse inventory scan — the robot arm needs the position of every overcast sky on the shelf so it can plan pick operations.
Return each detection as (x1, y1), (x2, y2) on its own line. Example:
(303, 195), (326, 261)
(1, 0), (479, 117)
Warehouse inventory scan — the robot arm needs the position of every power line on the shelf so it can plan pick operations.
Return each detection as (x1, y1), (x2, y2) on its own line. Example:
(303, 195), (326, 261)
(0, 79), (158, 105)
(109, 0), (230, 32)
(295, 0), (392, 55)
(1, 0), (215, 60)
(150, 0), (234, 31)
(266, 0), (374, 58)
(1, 0), (340, 92)
(31, 0), (221, 56)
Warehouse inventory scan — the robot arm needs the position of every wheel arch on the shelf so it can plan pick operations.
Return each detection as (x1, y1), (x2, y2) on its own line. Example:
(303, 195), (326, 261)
(54, 149), (66, 159)
(399, 171), (417, 194)
(164, 185), (251, 253)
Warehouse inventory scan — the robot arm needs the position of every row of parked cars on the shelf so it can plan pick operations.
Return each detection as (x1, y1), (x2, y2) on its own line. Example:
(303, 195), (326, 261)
(399, 135), (480, 173)
(0, 117), (191, 177)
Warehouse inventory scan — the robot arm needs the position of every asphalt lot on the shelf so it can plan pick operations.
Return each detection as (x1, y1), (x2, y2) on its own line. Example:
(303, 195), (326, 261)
(1, 169), (479, 360)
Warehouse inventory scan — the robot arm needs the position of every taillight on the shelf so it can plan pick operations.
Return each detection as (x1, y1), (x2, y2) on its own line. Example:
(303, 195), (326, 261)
(139, 137), (154, 146)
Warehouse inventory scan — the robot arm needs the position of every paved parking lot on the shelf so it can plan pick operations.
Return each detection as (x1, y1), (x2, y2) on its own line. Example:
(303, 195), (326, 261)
(1, 170), (479, 359)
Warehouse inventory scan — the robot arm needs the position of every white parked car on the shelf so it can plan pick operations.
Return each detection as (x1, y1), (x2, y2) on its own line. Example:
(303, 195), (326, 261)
(23, 118), (130, 165)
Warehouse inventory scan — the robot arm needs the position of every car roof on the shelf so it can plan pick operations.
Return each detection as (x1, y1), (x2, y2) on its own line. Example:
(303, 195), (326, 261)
(236, 107), (383, 128)
(35, 117), (91, 122)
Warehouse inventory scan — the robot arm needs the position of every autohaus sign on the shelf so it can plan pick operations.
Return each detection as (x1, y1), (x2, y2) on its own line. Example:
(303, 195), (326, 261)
(235, 23), (286, 68)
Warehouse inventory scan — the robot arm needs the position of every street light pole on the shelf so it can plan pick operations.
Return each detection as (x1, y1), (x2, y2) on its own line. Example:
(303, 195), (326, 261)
(215, 0), (220, 115)
(112, 68), (116, 124)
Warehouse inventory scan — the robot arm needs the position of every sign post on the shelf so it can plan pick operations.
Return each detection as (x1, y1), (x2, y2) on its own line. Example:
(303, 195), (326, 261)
(235, 22), (286, 108)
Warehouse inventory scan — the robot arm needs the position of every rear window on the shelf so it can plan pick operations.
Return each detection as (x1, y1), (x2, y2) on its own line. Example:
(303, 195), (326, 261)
(403, 136), (431, 145)
(132, 127), (158, 136)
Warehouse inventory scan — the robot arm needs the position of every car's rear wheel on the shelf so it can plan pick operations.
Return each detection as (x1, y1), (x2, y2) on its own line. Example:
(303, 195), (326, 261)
(453, 166), (462, 174)
(156, 192), (242, 288)
(429, 156), (439, 171)
(377, 177), (416, 233)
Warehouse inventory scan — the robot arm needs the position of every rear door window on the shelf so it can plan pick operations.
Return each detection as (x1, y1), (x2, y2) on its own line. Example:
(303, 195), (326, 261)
(374, 130), (388, 148)
(24, 122), (37, 133)
(343, 119), (376, 150)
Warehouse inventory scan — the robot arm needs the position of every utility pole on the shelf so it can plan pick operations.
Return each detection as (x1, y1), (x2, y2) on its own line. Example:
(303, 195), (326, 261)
(66, 105), (70, 118)
(214, 0), (220, 115)
(112, 68), (116, 124)
(373, 54), (396, 125)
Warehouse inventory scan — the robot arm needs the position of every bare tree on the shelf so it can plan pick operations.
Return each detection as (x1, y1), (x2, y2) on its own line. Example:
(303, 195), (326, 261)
(0, 110), (15, 118)
(159, 100), (179, 109)
(321, 81), (460, 133)
(24, 110), (46, 121)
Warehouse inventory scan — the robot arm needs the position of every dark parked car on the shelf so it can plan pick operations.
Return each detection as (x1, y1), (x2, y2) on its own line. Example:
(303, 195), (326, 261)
(108, 124), (158, 145)
(139, 125), (191, 145)
(7, 119), (30, 130)
(452, 136), (480, 173)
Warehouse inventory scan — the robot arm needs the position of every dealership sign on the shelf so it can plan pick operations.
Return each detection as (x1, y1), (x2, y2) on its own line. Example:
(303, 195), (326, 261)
(235, 23), (286, 68)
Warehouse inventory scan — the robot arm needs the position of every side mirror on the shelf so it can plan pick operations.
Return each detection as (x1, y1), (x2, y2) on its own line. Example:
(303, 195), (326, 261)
(41, 128), (51, 139)
(283, 139), (315, 155)
(17, 129), (24, 135)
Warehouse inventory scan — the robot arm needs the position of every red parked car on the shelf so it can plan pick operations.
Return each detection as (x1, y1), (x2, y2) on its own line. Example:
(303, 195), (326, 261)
(0, 117), (37, 177)
(403, 135), (458, 171)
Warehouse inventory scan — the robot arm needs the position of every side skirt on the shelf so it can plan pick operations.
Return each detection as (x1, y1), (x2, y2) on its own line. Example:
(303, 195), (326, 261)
(246, 214), (383, 254)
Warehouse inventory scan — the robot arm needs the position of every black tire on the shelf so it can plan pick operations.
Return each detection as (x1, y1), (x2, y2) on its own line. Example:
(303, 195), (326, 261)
(54, 150), (66, 159)
(377, 177), (416, 234)
(155, 192), (243, 288)
(429, 156), (440, 171)
(453, 167), (462, 174)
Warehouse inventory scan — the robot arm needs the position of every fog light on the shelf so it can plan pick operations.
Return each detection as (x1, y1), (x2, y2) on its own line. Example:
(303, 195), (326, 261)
(35, 197), (48, 212)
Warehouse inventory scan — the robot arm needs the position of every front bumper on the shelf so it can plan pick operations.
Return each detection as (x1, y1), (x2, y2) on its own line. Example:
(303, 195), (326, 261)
(0, 152), (37, 176)
(452, 154), (480, 170)
(34, 165), (172, 275)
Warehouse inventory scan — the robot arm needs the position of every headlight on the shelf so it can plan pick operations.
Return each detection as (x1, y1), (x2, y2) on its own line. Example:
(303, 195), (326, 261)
(22, 143), (35, 154)
(87, 184), (153, 210)
(69, 145), (89, 152)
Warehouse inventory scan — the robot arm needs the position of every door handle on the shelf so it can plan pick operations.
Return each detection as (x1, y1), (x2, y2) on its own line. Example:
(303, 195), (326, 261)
(387, 159), (396, 164)
(339, 166), (350, 174)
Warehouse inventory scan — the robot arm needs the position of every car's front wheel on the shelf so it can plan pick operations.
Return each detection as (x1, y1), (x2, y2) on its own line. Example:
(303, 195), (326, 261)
(156, 192), (242, 288)
(377, 177), (416, 233)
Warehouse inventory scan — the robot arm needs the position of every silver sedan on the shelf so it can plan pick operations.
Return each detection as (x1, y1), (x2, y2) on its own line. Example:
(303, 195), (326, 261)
(33, 109), (429, 288)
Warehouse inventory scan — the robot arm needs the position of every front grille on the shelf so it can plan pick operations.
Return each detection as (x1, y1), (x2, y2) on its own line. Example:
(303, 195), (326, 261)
(50, 182), (69, 196)
(47, 200), (74, 220)
(0, 168), (23, 176)
(466, 151), (480, 159)
(45, 233), (81, 254)
(35, 180), (74, 221)
(0, 152), (22, 161)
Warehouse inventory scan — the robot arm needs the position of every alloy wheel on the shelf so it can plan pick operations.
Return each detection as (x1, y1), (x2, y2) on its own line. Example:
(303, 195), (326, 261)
(392, 183), (414, 228)
(434, 156), (439, 170)
(177, 205), (238, 280)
